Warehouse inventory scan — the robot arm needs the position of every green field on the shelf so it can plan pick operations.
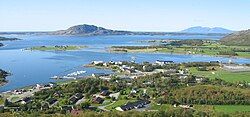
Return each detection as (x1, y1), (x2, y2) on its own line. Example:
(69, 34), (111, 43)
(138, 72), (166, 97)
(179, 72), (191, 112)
(111, 43), (250, 58)
(28, 45), (87, 51)
(214, 105), (250, 113)
(149, 103), (171, 111)
(189, 67), (250, 83)
(105, 100), (136, 110)
(148, 104), (250, 113)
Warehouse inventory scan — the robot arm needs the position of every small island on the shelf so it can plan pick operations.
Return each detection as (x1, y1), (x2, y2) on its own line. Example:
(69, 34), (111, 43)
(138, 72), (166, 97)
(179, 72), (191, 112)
(0, 36), (21, 41)
(0, 69), (10, 86)
(26, 45), (87, 51)
(0, 43), (3, 47)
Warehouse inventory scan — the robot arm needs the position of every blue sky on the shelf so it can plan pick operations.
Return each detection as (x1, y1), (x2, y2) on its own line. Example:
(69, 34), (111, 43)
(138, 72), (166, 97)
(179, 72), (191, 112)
(0, 0), (249, 31)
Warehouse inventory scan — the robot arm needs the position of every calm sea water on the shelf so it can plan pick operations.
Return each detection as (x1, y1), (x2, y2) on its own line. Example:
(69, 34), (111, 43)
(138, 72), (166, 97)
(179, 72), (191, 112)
(0, 34), (249, 92)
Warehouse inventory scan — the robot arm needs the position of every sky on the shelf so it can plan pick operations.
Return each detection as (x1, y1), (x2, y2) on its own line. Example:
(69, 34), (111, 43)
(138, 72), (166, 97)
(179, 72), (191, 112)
(0, 0), (250, 32)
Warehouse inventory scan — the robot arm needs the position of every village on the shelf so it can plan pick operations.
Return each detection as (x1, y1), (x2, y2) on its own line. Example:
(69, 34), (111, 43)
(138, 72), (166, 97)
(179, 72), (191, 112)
(0, 60), (250, 115)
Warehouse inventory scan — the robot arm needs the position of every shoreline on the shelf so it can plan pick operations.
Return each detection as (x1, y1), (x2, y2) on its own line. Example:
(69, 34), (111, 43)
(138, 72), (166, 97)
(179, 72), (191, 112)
(24, 45), (87, 52)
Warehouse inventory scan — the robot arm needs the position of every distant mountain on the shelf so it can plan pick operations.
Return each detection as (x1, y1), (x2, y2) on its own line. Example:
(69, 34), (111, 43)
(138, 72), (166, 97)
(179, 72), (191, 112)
(50, 24), (133, 36)
(181, 26), (233, 34)
(49, 24), (229, 36)
(220, 29), (250, 46)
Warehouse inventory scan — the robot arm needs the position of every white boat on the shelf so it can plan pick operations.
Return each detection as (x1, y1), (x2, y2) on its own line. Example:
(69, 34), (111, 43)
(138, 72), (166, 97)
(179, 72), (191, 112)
(62, 76), (76, 79)
(67, 70), (86, 77)
(51, 76), (59, 79)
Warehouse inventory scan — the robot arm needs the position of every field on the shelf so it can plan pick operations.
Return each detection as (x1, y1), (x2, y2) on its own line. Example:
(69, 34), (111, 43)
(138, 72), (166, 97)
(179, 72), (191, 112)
(213, 105), (250, 113)
(105, 100), (137, 110)
(149, 103), (171, 111)
(189, 67), (250, 83)
(193, 105), (250, 113)
(110, 43), (250, 58)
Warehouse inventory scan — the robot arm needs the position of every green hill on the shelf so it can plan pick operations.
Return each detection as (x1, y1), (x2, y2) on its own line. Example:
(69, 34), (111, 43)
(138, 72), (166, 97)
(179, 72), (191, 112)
(220, 29), (250, 46)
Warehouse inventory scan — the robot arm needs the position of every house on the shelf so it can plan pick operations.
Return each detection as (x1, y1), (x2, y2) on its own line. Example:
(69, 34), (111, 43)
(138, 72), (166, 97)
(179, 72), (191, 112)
(179, 104), (194, 109)
(49, 82), (57, 87)
(130, 88), (137, 94)
(92, 73), (109, 78)
(99, 76), (111, 81)
(92, 97), (104, 104)
(109, 92), (120, 100)
(21, 97), (32, 104)
(164, 69), (177, 74)
(12, 89), (23, 95)
(47, 98), (58, 107)
(115, 61), (123, 65)
(69, 93), (83, 104)
(100, 90), (110, 96)
(195, 77), (204, 83)
(179, 75), (188, 79)
(108, 61), (115, 65)
(36, 84), (43, 89)
(54, 92), (62, 97)
(210, 61), (220, 64)
(121, 67), (136, 73)
(92, 61), (104, 65)
(116, 100), (150, 111)
(178, 70), (185, 75)
(155, 60), (174, 66)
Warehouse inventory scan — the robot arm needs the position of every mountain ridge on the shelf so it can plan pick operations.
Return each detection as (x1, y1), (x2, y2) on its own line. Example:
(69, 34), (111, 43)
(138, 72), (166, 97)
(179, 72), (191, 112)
(49, 24), (230, 36)
(50, 24), (133, 36)
(181, 26), (233, 34)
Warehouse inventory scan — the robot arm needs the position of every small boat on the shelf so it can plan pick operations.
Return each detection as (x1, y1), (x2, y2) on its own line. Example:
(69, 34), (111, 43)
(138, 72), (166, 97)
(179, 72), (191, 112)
(50, 76), (62, 79)
(67, 70), (86, 77)
(62, 76), (76, 79)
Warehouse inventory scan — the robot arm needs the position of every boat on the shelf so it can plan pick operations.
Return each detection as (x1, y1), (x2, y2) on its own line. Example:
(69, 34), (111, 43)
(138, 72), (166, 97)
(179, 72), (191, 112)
(67, 70), (86, 77)
(50, 76), (62, 79)
(62, 76), (76, 79)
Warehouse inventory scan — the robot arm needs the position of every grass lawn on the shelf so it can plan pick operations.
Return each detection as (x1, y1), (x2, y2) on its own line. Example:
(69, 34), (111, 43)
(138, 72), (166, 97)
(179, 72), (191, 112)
(0, 98), (4, 105)
(149, 104), (250, 113)
(149, 103), (171, 111)
(214, 105), (250, 113)
(237, 52), (250, 58)
(189, 67), (250, 83)
(105, 100), (136, 110)
(111, 44), (250, 58)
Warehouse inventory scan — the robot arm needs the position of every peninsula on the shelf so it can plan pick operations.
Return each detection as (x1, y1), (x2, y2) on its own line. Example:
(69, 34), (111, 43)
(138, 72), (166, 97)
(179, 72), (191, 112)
(110, 35), (250, 58)
(26, 45), (87, 51)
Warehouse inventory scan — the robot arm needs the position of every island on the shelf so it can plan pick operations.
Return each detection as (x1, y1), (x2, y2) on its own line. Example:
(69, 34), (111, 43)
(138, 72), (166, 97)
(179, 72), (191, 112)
(26, 45), (87, 51)
(110, 39), (250, 58)
(0, 36), (21, 41)
(0, 69), (10, 86)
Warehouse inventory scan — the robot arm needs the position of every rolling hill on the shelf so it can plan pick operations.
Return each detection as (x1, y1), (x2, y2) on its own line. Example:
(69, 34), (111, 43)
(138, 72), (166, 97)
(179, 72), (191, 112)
(220, 29), (250, 46)
(50, 24), (133, 36)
